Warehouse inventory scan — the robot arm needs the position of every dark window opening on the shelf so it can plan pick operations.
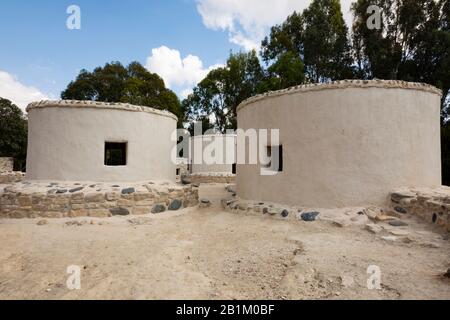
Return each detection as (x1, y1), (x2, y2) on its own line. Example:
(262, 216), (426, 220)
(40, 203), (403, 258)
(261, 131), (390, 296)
(105, 142), (127, 166)
(176, 168), (180, 176)
(232, 163), (237, 174)
(265, 145), (283, 172)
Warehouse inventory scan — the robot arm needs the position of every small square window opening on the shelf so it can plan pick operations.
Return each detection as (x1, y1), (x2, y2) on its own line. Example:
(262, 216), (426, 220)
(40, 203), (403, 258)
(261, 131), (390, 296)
(105, 142), (127, 166)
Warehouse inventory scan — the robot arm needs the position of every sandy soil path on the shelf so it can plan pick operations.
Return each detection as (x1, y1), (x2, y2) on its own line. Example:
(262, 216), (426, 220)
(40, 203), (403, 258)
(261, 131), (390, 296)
(0, 184), (449, 300)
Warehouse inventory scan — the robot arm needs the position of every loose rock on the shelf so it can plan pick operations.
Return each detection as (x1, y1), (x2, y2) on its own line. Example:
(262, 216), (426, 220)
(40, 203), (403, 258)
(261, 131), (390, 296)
(37, 220), (48, 226)
(394, 207), (408, 214)
(389, 220), (409, 227)
(444, 268), (450, 278)
(199, 199), (211, 208)
(70, 187), (84, 193)
(301, 212), (320, 222)
(388, 229), (409, 236)
(376, 215), (398, 222)
(381, 236), (398, 242)
(151, 204), (166, 214)
(121, 188), (135, 195)
(181, 175), (191, 185)
(366, 223), (382, 234)
(281, 209), (290, 218)
(168, 199), (182, 211)
(109, 207), (130, 216)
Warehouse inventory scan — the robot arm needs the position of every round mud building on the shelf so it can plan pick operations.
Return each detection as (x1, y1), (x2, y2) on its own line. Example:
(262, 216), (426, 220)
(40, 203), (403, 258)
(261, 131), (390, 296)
(187, 134), (237, 184)
(189, 134), (237, 175)
(236, 80), (442, 208)
(26, 100), (178, 182)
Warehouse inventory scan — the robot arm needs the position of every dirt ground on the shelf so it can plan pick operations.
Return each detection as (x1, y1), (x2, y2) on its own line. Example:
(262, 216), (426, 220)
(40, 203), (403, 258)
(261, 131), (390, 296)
(0, 184), (449, 300)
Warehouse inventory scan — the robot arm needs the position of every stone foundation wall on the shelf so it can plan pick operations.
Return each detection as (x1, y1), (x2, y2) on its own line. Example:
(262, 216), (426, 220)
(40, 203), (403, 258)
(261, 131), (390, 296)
(0, 158), (14, 173)
(0, 182), (198, 219)
(189, 174), (236, 184)
(0, 172), (25, 184)
(390, 187), (450, 232)
(221, 185), (369, 227)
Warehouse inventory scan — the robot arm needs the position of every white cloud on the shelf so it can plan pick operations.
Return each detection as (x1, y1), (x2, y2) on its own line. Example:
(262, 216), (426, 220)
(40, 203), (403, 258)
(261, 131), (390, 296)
(180, 88), (194, 99)
(196, 0), (355, 50)
(0, 70), (49, 112)
(145, 46), (222, 95)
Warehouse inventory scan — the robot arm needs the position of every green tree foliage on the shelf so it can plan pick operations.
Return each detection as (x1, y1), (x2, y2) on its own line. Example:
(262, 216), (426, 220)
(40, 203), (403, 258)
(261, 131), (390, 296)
(352, 0), (449, 184)
(261, 0), (354, 82)
(61, 62), (184, 126)
(263, 51), (305, 91)
(302, 0), (355, 81)
(352, 0), (449, 114)
(183, 51), (265, 132)
(0, 98), (27, 171)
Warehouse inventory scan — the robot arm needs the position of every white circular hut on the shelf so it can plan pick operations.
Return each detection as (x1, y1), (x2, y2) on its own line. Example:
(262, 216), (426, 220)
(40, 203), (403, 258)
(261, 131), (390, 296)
(187, 134), (237, 184)
(25, 100), (177, 182)
(189, 134), (237, 175)
(236, 80), (442, 208)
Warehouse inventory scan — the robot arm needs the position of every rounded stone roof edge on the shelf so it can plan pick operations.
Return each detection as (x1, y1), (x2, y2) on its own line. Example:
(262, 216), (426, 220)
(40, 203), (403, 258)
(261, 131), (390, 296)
(26, 100), (178, 121)
(237, 79), (443, 112)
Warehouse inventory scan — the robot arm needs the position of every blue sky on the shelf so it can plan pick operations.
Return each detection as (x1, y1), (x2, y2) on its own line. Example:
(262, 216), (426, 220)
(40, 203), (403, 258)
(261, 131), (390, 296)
(0, 0), (354, 110)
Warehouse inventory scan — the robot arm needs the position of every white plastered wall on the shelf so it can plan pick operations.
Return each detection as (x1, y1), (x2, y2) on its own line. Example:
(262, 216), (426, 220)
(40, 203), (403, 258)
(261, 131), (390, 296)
(189, 134), (237, 174)
(25, 102), (177, 182)
(237, 81), (442, 208)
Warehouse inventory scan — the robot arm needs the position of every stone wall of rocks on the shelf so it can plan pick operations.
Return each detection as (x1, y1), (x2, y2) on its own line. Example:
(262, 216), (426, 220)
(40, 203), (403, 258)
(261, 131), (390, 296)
(0, 182), (198, 219)
(0, 157), (14, 173)
(0, 172), (25, 184)
(189, 174), (236, 184)
(390, 188), (450, 232)
(221, 185), (369, 227)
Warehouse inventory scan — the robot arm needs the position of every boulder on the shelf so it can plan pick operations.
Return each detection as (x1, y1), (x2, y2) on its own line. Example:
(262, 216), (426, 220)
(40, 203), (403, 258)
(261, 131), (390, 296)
(109, 207), (130, 216)
(444, 268), (450, 279)
(281, 209), (290, 218)
(388, 220), (409, 227)
(168, 199), (183, 211)
(181, 175), (191, 185)
(394, 207), (408, 214)
(300, 211), (320, 222)
(376, 215), (398, 222)
(151, 204), (166, 214)
(199, 199), (211, 208)
(70, 187), (84, 193)
(121, 188), (135, 195)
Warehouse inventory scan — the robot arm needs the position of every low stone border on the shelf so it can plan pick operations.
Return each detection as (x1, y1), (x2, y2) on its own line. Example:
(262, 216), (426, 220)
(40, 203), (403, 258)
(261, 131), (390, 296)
(0, 172), (25, 184)
(221, 186), (371, 226)
(188, 173), (236, 184)
(0, 181), (198, 219)
(390, 187), (450, 232)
